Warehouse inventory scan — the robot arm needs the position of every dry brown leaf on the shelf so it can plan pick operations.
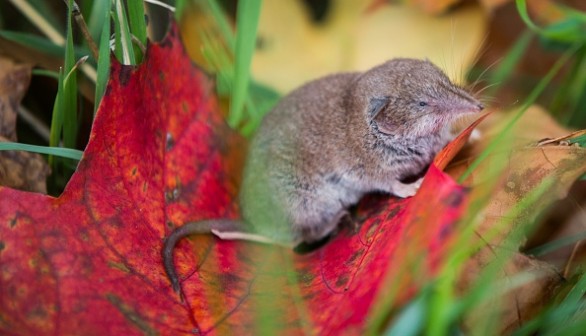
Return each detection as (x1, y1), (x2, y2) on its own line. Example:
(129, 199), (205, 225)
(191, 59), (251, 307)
(0, 56), (49, 193)
(0, 36), (94, 102)
(456, 144), (586, 332)
(531, 190), (586, 274)
(0, 136), (50, 193)
(249, 0), (486, 93)
(445, 105), (586, 332)
(485, 105), (573, 144)
(461, 252), (562, 333)
(0, 58), (30, 141)
(447, 105), (574, 175)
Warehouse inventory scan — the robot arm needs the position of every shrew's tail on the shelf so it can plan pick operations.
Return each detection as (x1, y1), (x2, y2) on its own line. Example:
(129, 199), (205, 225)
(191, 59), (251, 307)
(161, 220), (242, 294)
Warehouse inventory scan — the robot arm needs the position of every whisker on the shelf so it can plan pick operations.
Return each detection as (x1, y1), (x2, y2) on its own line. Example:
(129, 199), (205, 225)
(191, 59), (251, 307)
(479, 97), (498, 104)
(467, 57), (502, 92)
(474, 82), (501, 97)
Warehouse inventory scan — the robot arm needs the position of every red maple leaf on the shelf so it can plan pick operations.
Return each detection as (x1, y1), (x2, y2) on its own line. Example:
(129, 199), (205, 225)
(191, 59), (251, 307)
(0, 24), (481, 335)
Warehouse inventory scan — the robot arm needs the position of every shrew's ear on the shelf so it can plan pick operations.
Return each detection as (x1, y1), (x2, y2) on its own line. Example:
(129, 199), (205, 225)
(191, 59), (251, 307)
(367, 97), (389, 121)
(368, 97), (399, 135)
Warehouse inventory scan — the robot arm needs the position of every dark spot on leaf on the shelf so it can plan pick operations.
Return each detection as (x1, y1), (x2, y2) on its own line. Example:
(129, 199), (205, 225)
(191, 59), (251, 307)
(219, 272), (245, 291)
(385, 207), (401, 221)
(154, 129), (163, 141)
(182, 101), (189, 113)
(335, 273), (350, 288)
(443, 192), (464, 207)
(439, 222), (453, 240)
(106, 293), (158, 336)
(108, 261), (130, 273)
(9, 216), (17, 228)
(302, 291), (317, 301)
(345, 250), (362, 265)
(296, 268), (316, 285)
(26, 305), (48, 319)
(79, 230), (89, 241)
(79, 255), (95, 276)
(131, 167), (137, 176)
(0, 241), (4, 252)
(118, 66), (132, 86)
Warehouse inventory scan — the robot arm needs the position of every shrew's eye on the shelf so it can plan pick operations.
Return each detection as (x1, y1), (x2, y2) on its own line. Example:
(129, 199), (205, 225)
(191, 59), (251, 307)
(419, 101), (427, 107)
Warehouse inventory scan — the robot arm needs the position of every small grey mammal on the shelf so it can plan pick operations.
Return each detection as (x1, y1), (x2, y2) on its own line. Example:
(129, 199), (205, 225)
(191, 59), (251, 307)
(162, 58), (484, 292)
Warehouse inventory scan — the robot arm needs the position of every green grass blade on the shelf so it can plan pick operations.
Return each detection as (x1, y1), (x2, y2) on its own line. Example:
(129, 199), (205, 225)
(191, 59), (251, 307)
(458, 43), (581, 182)
(384, 289), (429, 336)
(512, 274), (586, 335)
(205, 0), (236, 49)
(549, 47), (585, 121)
(487, 30), (534, 97)
(228, 0), (262, 128)
(0, 142), (82, 160)
(0, 30), (92, 61)
(0, 30), (64, 56)
(516, 0), (544, 34)
(527, 230), (586, 256)
(126, 0), (147, 47)
(114, 0), (136, 64)
(516, 0), (585, 43)
(175, 0), (187, 19)
(95, 0), (112, 112)
(32, 68), (59, 80)
(25, 0), (62, 31)
(88, 0), (111, 42)
(49, 68), (65, 150)
(7, 0), (64, 45)
(63, 0), (79, 149)
(113, 7), (123, 62)
(568, 133), (586, 145)
(555, 273), (586, 324)
(565, 48), (586, 126)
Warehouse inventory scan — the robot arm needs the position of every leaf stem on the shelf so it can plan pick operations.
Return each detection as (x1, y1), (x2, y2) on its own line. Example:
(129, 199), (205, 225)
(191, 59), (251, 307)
(64, 0), (100, 60)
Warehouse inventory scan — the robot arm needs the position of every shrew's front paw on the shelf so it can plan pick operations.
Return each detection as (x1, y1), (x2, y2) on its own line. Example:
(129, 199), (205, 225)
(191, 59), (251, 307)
(392, 177), (423, 198)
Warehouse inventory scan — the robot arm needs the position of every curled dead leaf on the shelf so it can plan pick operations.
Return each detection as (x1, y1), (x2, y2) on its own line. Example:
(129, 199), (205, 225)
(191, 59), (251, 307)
(0, 57), (30, 141)
(0, 56), (49, 193)
(0, 136), (50, 193)
(447, 104), (586, 332)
